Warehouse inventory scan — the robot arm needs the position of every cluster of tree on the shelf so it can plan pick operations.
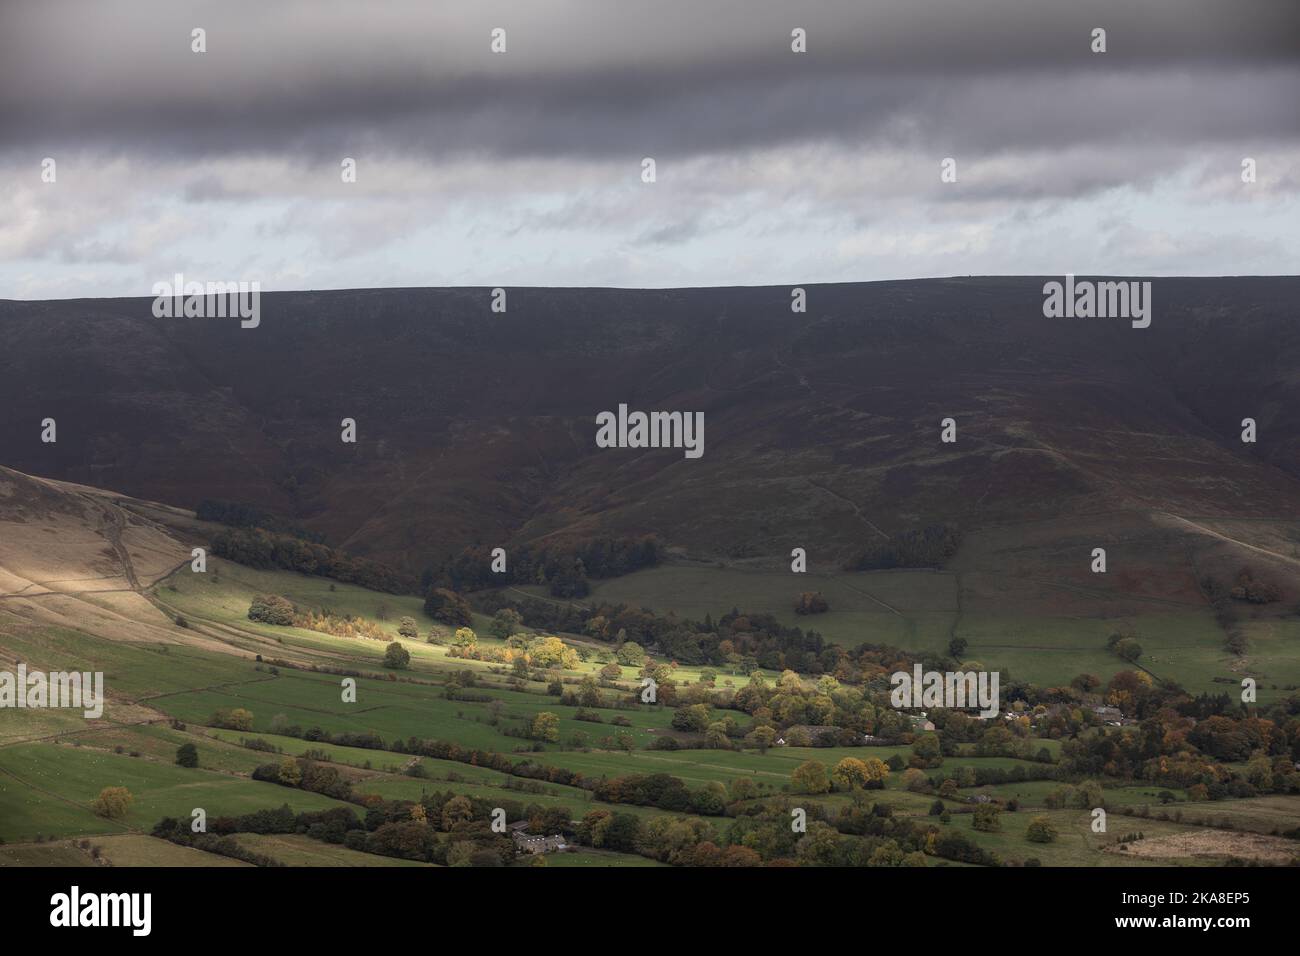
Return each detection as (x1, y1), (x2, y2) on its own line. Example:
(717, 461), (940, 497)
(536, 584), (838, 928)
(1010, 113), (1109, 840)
(577, 792), (999, 866)
(212, 527), (414, 593)
(723, 799), (956, 866)
(694, 668), (921, 743)
(444, 631), (582, 677)
(152, 796), (516, 867)
(926, 763), (1055, 790)
(248, 594), (391, 643)
(423, 587), (474, 626)
(1229, 567), (1280, 604)
(592, 773), (728, 815)
(209, 707), (255, 731)
(1057, 693), (1300, 796)
(1106, 631), (1143, 663)
(478, 592), (872, 675)
(1199, 575), (1248, 655)
(393, 735), (589, 790)
(248, 719), (386, 752)
(425, 535), (662, 595)
(247, 593), (295, 626)
(251, 756), (353, 800)
(195, 498), (323, 541)
(845, 524), (962, 571)
(293, 607), (389, 641)
(794, 592), (829, 615)
(151, 815), (285, 866)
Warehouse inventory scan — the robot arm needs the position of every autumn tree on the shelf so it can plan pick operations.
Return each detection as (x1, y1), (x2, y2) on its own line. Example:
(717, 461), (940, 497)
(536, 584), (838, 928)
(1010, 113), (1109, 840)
(278, 756), (302, 787)
(531, 711), (560, 743)
(92, 786), (133, 819)
(972, 802), (1001, 832)
(210, 707), (254, 731)
(599, 661), (623, 681)
(794, 591), (829, 615)
(791, 759), (831, 794)
(441, 795), (474, 830)
(832, 757), (872, 790)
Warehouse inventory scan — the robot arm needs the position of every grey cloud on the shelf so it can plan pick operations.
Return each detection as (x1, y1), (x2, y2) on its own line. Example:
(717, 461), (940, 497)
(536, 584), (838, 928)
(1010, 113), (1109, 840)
(1, 0), (1297, 162)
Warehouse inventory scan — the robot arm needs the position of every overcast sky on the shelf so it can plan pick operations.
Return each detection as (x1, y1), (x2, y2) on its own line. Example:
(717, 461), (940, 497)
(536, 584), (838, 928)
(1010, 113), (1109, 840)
(1, 0), (1297, 298)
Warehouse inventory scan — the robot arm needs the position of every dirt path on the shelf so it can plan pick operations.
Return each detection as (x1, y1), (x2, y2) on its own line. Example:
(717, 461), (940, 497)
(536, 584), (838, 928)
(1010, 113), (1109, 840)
(504, 585), (590, 612)
(1158, 512), (1300, 570)
(835, 577), (904, 616)
(805, 478), (891, 541)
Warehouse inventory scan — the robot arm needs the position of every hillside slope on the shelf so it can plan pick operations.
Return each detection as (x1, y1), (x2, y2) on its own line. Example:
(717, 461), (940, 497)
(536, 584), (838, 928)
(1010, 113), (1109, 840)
(2, 278), (1298, 601)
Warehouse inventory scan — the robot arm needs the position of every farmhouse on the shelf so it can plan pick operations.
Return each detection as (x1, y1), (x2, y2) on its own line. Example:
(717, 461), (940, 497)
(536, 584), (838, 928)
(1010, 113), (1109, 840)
(782, 724), (842, 746)
(510, 823), (569, 855)
(513, 833), (568, 855)
(1091, 705), (1137, 726)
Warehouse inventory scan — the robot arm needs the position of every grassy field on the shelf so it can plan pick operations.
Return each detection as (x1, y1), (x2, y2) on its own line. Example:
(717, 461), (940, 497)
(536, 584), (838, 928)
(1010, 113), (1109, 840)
(580, 564), (1295, 700)
(3, 554), (1296, 868)
(92, 834), (250, 867)
(233, 833), (434, 867)
(0, 742), (352, 842)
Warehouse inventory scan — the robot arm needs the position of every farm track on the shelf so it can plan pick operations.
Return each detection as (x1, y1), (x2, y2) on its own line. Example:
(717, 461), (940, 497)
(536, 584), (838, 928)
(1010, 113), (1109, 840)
(0, 559), (190, 601)
(1159, 512), (1300, 570)
(805, 478), (891, 541)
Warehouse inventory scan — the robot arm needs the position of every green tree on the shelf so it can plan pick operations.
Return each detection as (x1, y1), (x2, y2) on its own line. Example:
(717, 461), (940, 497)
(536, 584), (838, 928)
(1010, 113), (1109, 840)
(672, 703), (711, 733)
(616, 641), (646, 666)
(397, 616), (419, 640)
(1026, 815), (1058, 843)
(175, 743), (199, 768)
(423, 587), (473, 626)
(247, 594), (295, 626)
(1113, 638), (1143, 662)
(490, 607), (523, 639)
(911, 732), (943, 768)
(384, 641), (411, 669)
(749, 725), (776, 753)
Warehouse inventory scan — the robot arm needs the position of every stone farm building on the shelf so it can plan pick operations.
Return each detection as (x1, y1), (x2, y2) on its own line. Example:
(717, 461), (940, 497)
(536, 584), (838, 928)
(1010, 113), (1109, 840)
(508, 821), (569, 855)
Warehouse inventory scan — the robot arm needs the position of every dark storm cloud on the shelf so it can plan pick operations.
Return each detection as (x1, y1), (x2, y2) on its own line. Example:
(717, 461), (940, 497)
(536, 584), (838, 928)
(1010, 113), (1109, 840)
(2, 0), (1297, 161)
